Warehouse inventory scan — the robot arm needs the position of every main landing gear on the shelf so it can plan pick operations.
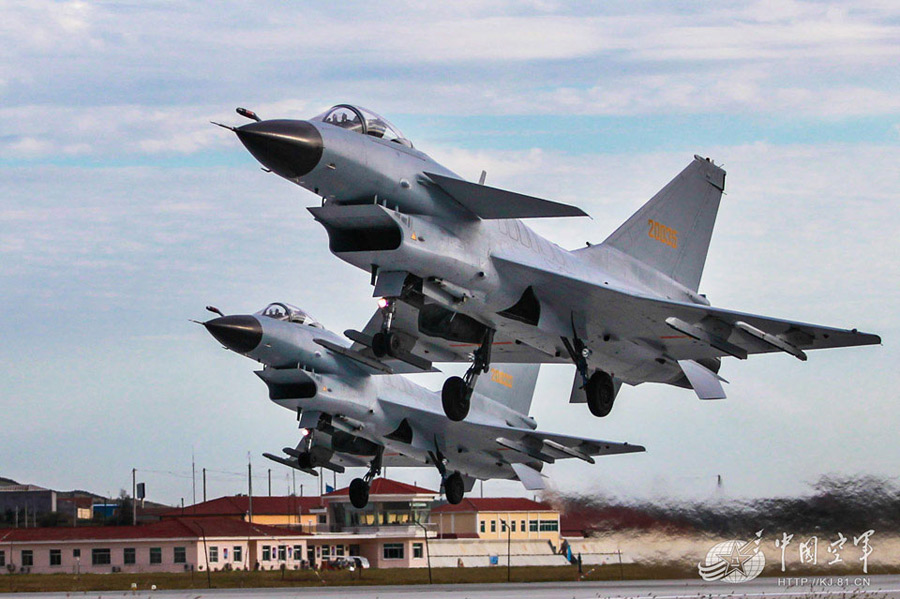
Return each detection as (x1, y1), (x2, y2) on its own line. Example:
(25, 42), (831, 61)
(429, 448), (466, 505)
(444, 472), (465, 505)
(349, 448), (383, 509)
(562, 329), (617, 418)
(441, 328), (494, 422)
(584, 371), (615, 417)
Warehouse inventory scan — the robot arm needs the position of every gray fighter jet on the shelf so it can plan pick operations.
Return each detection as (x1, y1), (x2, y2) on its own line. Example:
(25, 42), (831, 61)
(219, 104), (880, 421)
(201, 302), (643, 508)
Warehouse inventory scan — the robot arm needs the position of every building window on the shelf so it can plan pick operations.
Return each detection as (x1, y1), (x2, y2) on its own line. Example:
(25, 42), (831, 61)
(511, 520), (517, 532)
(480, 520), (485, 533)
(150, 547), (162, 564)
(491, 520), (496, 533)
(413, 543), (424, 559)
(529, 520), (538, 532)
(317, 514), (326, 523)
(233, 546), (243, 562)
(321, 545), (330, 558)
(124, 548), (136, 565)
(50, 549), (62, 566)
(174, 547), (186, 564)
(293, 545), (303, 560)
(335, 545), (344, 557)
(262, 545), (271, 561)
(91, 549), (111, 566)
(539, 520), (559, 532)
(278, 545), (286, 561)
(520, 520), (525, 532)
(209, 546), (219, 563)
(73, 549), (81, 558)
(382, 543), (404, 560)
(22, 550), (33, 567)
(0, 550), (5, 567)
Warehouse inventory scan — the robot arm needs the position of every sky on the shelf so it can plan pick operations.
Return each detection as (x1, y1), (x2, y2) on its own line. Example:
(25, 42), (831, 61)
(1, 1), (897, 507)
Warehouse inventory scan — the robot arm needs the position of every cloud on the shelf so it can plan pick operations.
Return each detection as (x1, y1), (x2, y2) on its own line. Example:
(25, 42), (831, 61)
(0, 1), (897, 127)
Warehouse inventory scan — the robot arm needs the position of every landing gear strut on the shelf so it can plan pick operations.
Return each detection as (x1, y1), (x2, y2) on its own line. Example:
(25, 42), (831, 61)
(349, 447), (383, 509)
(562, 321), (617, 418)
(441, 328), (494, 421)
(371, 299), (399, 358)
(429, 448), (466, 505)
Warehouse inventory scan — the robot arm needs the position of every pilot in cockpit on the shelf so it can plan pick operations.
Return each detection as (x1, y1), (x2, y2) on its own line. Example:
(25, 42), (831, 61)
(313, 104), (413, 148)
(259, 302), (323, 328)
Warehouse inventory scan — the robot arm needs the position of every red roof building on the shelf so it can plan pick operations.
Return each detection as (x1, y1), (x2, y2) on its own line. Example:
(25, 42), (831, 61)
(0, 517), (309, 575)
(431, 497), (560, 542)
(0, 478), (566, 573)
(324, 478), (436, 498)
(161, 495), (325, 530)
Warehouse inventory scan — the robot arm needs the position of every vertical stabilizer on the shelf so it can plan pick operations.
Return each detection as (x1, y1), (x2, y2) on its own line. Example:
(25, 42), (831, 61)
(601, 156), (725, 291)
(473, 363), (540, 415)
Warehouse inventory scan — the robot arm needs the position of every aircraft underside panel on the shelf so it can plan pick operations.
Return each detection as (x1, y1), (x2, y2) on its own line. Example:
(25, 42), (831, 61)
(349, 299), (563, 372)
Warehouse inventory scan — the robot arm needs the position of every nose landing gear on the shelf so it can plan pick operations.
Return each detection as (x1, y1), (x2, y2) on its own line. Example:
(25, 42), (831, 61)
(348, 448), (384, 509)
(348, 478), (369, 509)
(441, 328), (494, 422)
(371, 298), (399, 358)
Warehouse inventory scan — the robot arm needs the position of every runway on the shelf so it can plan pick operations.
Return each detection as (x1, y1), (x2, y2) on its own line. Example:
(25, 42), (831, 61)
(6, 575), (898, 599)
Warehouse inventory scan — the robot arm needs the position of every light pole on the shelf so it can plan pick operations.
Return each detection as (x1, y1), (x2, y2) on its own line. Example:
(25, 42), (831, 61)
(500, 519), (511, 582)
(194, 520), (212, 589)
(132, 469), (137, 526)
(414, 518), (433, 584)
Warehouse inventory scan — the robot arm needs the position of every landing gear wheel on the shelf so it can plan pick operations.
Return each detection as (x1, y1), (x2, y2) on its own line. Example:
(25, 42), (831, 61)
(441, 376), (471, 421)
(372, 332), (401, 358)
(444, 472), (465, 505)
(349, 478), (370, 509)
(371, 332), (388, 358)
(585, 371), (616, 417)
(387, 332), (403, 355)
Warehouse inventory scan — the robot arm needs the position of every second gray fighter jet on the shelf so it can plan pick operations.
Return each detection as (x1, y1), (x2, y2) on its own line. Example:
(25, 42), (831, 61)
(202, 301), (643, 508)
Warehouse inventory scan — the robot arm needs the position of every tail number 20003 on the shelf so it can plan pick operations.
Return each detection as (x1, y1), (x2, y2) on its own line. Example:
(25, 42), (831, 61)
(648, 219), (678, 249)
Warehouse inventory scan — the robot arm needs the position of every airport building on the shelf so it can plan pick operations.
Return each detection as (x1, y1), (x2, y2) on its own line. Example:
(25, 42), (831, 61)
(0, 485), (57, 524)
(431, 498), (560, 541)
(0, 517), (309, 575)
(1, 479), (570, 574)
(163, 495), (327, 529)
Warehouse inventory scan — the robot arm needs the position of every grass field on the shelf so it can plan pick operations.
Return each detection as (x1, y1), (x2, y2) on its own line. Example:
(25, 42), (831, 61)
(2, 562), (898, 594)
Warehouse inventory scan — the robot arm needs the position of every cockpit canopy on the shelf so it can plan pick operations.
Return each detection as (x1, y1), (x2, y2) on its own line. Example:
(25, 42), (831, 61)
(258, 302), (323, 328)
(312, 104), (412, 148)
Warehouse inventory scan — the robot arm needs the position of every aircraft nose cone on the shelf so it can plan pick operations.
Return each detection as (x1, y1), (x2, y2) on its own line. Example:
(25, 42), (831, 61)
(235, 120), (323, 179)
(204, 315), (263, 354)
